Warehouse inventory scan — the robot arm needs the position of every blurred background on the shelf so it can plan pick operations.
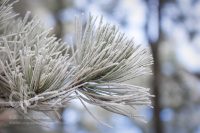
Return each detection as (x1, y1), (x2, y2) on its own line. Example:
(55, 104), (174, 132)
(1, 0), (200, 133)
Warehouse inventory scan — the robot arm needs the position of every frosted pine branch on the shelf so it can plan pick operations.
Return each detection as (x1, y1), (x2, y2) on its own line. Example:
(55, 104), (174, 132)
(72, 16), (153, 118)
(0, 1), (153, 123)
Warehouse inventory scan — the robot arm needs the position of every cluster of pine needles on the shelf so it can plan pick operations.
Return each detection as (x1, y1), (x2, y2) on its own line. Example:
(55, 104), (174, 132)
(0, 0), (153, 124)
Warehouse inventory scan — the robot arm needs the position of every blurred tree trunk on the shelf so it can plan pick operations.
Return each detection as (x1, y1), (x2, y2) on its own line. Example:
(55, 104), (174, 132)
(11, 0), (29, 17)
(151, 41), (162, 133)
(147, 0), (165, 133)
(52, 0), (66, 39)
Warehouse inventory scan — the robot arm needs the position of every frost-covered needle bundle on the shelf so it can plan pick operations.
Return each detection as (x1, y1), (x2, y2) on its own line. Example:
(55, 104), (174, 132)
(0, 0), (153, 122)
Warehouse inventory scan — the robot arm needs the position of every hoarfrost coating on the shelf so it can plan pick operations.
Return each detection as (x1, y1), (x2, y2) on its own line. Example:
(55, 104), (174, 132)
(0, 0), (153, 123)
